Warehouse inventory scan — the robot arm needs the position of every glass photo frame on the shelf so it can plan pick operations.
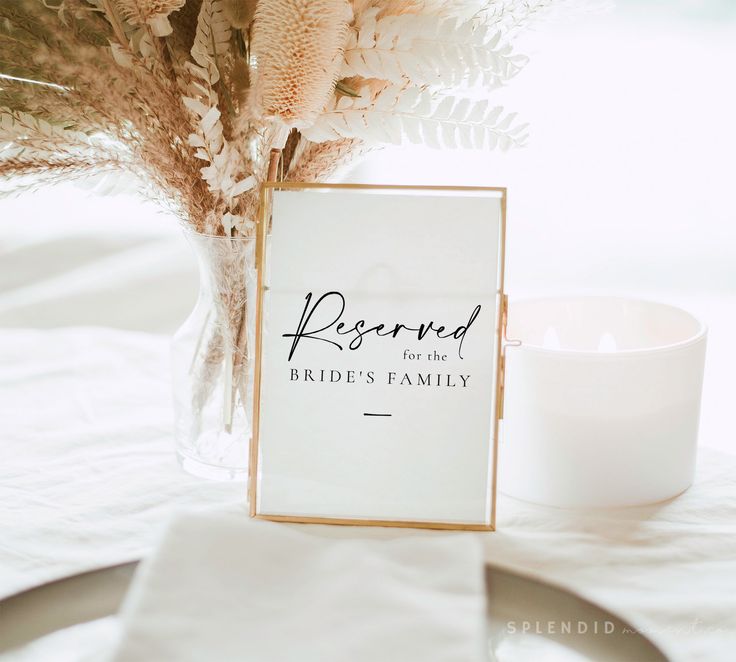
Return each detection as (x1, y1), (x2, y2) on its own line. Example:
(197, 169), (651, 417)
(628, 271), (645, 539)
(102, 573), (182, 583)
(249, 183), (506, 530)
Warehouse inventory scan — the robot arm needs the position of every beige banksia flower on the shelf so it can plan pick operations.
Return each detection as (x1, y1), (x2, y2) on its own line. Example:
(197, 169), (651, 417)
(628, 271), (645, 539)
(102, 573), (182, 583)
(250, 0), (353, 143)
(113, 0), (186, 36)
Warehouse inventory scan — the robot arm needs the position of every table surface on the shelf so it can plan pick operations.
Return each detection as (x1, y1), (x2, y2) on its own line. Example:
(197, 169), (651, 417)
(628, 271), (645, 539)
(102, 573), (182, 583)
(1, 327), (735, 661)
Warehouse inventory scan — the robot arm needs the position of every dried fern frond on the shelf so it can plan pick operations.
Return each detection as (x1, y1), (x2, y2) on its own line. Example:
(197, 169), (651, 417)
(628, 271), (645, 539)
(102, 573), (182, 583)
(342, 8), (528, 90)
(475, 0), (612, 36)
(182, 0), (256, 214)
(304, 84), (528, 151)
(249, 0), (353, 142)
(190, 0), (231, 84)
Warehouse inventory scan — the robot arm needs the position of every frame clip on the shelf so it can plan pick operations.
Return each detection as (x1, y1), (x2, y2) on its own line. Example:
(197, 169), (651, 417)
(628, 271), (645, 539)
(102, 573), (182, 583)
(497, 294), (522, 420)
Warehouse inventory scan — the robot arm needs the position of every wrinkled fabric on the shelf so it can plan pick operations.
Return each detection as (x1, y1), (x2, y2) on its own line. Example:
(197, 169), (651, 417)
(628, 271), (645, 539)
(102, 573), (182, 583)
(111, 514), (488, 662)
(1, 329), (736, 661)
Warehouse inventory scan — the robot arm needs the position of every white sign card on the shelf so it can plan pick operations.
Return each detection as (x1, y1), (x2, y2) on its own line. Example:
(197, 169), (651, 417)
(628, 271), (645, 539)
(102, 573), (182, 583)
(250, 184), (506, 530)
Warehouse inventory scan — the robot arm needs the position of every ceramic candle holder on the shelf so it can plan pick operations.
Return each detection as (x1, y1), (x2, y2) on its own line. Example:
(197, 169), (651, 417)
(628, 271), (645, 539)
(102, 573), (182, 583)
(499, 297), (707, 508)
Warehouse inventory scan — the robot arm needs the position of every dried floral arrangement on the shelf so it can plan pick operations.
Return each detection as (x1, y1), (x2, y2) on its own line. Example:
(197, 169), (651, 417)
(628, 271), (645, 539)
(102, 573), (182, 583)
(0, 0), (590, 237)
(0, 0), (592, 457)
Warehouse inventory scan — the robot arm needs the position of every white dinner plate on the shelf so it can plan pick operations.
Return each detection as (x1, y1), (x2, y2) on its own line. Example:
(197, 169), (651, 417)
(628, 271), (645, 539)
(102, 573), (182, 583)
(0, 562), (668, 661)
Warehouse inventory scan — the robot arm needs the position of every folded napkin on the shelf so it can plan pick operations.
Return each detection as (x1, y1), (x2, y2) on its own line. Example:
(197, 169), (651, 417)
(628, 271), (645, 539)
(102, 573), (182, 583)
(110, 513), (488, 662)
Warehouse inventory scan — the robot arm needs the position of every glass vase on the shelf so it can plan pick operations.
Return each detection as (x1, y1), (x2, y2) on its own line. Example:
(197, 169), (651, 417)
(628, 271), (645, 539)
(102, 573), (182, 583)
(172, 229), (257, 481)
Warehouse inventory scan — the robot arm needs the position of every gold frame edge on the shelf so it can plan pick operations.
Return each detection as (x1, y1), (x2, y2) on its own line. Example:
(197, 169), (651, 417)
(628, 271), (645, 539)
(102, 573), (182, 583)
(248, 182), (507, 532)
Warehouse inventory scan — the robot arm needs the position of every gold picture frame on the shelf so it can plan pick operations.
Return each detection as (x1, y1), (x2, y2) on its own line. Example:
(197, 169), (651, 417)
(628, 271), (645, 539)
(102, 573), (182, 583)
(249, 182), (507, 531)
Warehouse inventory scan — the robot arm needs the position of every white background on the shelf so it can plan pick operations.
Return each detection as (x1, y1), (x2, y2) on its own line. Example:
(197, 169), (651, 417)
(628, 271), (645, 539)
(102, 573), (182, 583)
(1, 0), (734, 452)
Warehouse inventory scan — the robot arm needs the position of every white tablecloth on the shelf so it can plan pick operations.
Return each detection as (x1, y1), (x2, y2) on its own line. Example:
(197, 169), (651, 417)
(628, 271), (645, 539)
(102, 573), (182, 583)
(2, 327), (736, 661)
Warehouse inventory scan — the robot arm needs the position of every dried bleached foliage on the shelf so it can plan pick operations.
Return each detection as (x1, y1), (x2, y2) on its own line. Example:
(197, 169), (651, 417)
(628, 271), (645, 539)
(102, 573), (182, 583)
(0, 0), (592, 235)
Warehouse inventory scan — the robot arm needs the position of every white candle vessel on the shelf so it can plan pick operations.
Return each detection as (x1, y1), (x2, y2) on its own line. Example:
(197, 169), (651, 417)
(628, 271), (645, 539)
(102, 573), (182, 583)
(500, 297), (707, 508)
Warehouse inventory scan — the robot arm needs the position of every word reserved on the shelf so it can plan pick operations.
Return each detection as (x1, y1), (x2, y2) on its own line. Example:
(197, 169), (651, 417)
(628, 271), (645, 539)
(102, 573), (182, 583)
(283, 291), (481, 361)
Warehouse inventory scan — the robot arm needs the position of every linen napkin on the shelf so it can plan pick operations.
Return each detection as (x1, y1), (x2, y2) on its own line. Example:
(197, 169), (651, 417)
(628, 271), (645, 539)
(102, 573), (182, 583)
(110, 513), (488, 662)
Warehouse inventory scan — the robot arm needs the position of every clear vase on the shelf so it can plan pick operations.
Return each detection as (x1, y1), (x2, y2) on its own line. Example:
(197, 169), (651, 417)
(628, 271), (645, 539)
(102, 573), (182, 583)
(172, 228), (257, 481)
